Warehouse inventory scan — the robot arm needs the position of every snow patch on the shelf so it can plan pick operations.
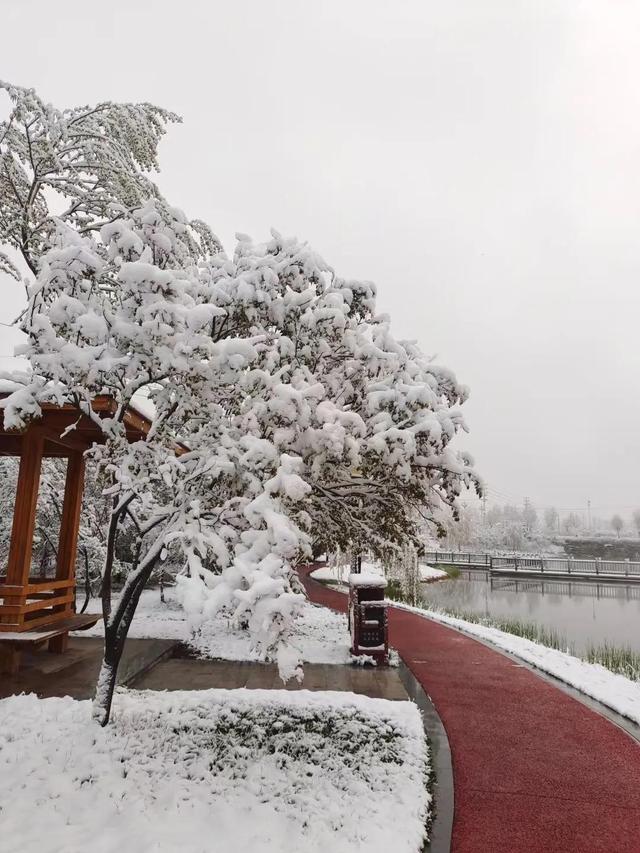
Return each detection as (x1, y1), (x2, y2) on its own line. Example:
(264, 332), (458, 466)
(78, 588), (354, 665)
(310, 561), (447, 584)
(349, 572), (387, 588)
(0, 689), (430, 853)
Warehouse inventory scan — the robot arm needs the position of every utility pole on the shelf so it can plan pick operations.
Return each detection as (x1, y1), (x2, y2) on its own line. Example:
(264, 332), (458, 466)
(587, 499), (592, 533)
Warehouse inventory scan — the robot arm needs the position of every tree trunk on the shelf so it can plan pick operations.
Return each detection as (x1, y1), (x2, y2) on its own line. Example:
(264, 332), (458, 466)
(79, 547), (91, 614)
(92, 543), (162, 726)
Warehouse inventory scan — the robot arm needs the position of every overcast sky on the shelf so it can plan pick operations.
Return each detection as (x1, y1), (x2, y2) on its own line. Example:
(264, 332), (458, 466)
(2, 1), (640, 519)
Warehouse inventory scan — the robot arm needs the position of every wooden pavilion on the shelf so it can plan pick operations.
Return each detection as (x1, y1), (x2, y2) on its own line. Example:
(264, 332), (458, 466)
(0, 394), (151, 674)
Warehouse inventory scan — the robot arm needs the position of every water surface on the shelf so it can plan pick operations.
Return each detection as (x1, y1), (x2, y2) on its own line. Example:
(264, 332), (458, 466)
(419, 570), (640, 655)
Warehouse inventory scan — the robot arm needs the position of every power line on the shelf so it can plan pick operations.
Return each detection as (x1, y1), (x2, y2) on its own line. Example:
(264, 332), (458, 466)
(481, 484), (639, 514)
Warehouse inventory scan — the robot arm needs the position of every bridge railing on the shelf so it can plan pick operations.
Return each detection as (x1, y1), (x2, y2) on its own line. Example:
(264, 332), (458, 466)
(425, 551), (491, 567)
(423, 550), (640, 578)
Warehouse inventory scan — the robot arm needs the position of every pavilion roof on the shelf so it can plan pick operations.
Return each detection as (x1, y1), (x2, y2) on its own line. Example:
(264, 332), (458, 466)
(0, 393), (154, 457)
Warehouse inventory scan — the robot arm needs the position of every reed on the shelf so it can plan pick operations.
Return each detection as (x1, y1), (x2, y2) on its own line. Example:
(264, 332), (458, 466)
(422, 602), (640, 681)
(420, 602), (569, 652)
(586, 642), (640, 681)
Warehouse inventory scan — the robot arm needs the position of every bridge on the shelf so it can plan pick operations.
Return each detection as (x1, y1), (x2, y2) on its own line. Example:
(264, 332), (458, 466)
(423, 550), (640, 583)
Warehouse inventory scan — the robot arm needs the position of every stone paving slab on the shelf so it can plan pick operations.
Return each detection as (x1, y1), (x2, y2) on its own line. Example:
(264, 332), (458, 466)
(132, 657), (408, 700)
(0, 636), (408, 702)
(0, 637), (176, 700)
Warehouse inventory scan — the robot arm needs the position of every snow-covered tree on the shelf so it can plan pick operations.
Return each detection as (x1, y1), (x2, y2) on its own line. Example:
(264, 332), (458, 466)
(632, 510), (640, 537)
(611, 514), (624, 538)
(1, 83), (478, 725)
(522, 498), (537, 532)
(544, 506), (559, 533)
(562, 512), (582, 535)
(503, 504), (521, 522)
(0, 80), (219, 281)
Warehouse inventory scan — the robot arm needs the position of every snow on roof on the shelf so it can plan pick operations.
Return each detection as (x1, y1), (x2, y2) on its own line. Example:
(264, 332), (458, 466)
(349, 573), (388, 588)
(129, 392), (156, 423)
(0, 378), (22, 393)
(0, 355), (158, 424)
(0, 354), (31, 396)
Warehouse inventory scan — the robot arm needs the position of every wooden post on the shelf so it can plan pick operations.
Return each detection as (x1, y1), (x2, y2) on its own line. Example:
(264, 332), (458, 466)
(0, 644), (20, 675)
(49, 451), (85, 653)
(55, 452), (85, 584)
(2, 428), (45, 629)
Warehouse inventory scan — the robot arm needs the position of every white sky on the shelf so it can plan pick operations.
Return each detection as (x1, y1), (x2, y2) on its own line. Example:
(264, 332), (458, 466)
(2, 0), (640, 518)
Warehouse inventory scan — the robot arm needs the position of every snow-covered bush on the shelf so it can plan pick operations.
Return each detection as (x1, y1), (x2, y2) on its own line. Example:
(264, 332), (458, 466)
(0, 690), (430, 853)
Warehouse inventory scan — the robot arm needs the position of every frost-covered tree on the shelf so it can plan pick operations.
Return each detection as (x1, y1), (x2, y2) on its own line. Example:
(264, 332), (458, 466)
(611, 514), (624, 538)
(544, 506), (559, 533)
(503, 504), (521, 522)
(632, 510), (640, 537)
(1, 83), (478, 725)
(522, 498), (537, 532)
(0, 80), (219, 281)
(562, 512), (582, 535)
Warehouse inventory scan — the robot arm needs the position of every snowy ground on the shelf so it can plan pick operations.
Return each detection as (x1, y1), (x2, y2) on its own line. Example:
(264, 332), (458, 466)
(420, 565), (449, 581)
(310, 562), (448, 584)
(0, 689), (430, 853)
(396, 602), (640, 728)
(79, 588), (353, 664)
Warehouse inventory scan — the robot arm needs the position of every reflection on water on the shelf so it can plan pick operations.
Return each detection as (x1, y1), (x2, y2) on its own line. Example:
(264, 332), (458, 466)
(419, 570), (640, 655)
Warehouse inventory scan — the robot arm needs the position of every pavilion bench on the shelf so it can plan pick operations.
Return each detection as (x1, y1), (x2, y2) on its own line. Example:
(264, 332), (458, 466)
(0, 612), (101, 675)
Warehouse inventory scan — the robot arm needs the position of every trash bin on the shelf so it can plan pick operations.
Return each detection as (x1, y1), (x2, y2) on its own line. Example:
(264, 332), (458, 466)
(348, 574), (389, 665)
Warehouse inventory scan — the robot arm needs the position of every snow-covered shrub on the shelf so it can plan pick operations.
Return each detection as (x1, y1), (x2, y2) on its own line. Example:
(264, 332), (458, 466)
(0, 690), (430, 853)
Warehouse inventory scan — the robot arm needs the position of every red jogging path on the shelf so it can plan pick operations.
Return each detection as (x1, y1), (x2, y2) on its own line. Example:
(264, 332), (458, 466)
(299, 566), (640, 853)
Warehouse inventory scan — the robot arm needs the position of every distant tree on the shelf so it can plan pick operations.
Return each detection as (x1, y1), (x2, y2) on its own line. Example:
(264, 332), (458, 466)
(562, 512), (581, 535)
(503, 520), (527, 552)
(611, 514), (624, 538)
(544, 507), (559, 533)
(486, 505), (503, 527)
(632, 510), (640, 537)
(522, 498), (537, 532)
(503, 504), (521, 522)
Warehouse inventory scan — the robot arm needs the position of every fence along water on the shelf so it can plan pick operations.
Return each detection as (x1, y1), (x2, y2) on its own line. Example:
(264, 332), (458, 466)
(424, 551), (640, 581)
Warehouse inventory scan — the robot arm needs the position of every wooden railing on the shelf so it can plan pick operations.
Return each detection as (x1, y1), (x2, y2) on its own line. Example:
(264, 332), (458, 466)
(0, 576), (75, 631)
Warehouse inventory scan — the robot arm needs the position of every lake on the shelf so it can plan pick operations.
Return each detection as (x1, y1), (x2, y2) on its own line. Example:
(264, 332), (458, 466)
(419, 570), (640, 655)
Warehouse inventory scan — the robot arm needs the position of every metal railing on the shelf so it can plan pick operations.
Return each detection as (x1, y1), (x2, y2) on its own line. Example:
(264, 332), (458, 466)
(424, 550), (640, 580)
(424, 551), (492, 567)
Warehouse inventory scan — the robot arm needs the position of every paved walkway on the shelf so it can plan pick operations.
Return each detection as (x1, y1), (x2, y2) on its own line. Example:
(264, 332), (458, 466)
(133, 657), (408, 698)
(0, 637), (175, 700)
(1, 637), (407, 702)
(299, 565), (640, 853)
